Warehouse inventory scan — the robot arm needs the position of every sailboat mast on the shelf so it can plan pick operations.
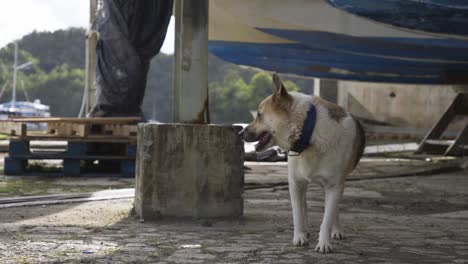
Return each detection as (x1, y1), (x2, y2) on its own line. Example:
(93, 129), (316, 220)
(12, 41), (18, 109)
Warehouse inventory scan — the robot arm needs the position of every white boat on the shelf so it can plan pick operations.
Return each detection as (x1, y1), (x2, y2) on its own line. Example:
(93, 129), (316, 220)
(0, 100), (50, 118)
(0, 100), (50, 130)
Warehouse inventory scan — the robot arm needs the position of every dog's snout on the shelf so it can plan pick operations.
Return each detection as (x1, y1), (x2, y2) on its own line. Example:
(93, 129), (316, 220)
(241, 126), (259, 142)
(239, 127), (246, 136)
(240, 126), (249, 141)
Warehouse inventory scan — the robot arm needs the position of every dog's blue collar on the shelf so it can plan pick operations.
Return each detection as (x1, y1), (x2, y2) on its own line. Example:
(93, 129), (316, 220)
(290, 104), (317, 154)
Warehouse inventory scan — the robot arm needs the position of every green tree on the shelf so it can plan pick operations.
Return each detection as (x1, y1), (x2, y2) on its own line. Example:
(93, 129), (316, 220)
(27, 64), (84, 116)
(0, 44), (43, 102)
(209, 74), (252, 123)
(19, 28), (86, 72)
(247, 72), (273, 110)
(143, 53), (174, 122)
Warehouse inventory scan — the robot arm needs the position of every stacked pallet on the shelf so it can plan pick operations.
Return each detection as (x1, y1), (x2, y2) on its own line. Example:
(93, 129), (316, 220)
(0, 117), (141, 177)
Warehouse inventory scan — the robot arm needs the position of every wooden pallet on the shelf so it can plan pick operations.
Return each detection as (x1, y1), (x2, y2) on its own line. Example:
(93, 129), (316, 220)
(0, 117), (140, 142)
(0, 121), (26, 137)
(1, 117), (141, 177)
(4, 139), (136, 177)
(417, 93), (468, 156)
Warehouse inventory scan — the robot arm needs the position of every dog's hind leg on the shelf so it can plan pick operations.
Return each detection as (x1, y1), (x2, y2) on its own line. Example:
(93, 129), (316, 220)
(332, 213), (345, 240)
(315, 184), (344, 253)
(332, 185), (345, 240)
(301, 186), (309, 239)
(288, 163), (309, 246)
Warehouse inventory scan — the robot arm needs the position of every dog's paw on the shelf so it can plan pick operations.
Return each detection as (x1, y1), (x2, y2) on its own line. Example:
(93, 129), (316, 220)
(292, 233), (309, 246)
(332, 230), (345, 240)
(315, 240), (333, 254)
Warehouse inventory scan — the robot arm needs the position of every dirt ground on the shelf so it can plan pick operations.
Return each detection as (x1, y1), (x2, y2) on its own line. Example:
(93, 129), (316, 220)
(0, 157), (467, 263)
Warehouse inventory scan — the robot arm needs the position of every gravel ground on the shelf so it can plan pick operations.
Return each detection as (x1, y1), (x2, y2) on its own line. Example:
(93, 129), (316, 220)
(0, 159), (467, 264)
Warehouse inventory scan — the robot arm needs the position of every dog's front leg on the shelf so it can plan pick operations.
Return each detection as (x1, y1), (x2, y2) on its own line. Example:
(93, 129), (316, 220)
(316, 184), (343, 253)
(288, 162), (309, 246)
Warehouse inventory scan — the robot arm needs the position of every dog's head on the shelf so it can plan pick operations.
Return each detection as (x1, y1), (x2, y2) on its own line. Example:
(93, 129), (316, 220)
(241, 73), (292, 151)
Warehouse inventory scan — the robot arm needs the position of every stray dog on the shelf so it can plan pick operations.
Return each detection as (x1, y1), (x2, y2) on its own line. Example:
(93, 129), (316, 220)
(241, 74), (365, 253)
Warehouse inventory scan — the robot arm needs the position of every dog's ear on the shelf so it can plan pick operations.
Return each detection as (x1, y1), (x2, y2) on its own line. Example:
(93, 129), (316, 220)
(272, 73), (289, 99)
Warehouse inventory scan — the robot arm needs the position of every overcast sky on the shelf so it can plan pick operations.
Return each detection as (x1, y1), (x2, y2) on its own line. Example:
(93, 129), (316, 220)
(0, 0), (175, 53)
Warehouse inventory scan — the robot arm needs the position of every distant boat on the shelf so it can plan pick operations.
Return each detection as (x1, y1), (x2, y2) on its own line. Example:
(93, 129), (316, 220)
(0, 100), (50, 118)
(0, 41), (51, 130)
(0, 100), (50, 130)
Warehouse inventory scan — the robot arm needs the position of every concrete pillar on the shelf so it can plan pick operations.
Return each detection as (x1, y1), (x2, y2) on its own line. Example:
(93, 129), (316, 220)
(314, 78), (338, 104)
(135, 1), (244, 221)
(135, 124), (244, 220)
(173, 0), (209, 123)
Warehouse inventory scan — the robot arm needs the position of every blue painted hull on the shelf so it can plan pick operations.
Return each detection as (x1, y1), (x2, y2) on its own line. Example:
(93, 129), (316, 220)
(326, 0), (468, 39)
(208, 0), (468, 84)
(209, 42), (467, 84)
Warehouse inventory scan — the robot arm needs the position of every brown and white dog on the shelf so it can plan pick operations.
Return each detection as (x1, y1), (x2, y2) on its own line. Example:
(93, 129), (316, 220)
(242, 74), (365, 253)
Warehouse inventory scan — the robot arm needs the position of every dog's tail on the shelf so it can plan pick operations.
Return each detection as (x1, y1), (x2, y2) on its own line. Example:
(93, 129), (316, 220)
(352, 117), (366, 169)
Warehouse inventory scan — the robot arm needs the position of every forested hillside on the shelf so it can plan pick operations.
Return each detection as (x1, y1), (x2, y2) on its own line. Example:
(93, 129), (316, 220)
(0, 28), (313, 123)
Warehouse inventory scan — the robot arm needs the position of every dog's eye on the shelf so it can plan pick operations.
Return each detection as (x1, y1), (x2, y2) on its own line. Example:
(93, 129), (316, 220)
(257, 112), (262, 119)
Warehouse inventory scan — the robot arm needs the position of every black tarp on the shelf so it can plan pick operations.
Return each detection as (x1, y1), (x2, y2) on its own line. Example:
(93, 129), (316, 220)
(90, 0), (173, 118)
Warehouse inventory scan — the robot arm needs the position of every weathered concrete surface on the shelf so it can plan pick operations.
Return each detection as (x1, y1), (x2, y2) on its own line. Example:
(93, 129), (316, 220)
(0, 160), (467, 264)
(314, 78), (338, 103)
(338, 81), (468, 129)
(135, 124), (244, 220)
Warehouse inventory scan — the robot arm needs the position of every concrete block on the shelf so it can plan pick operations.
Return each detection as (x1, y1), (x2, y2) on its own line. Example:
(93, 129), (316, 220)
(135, 124), (244, 220)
